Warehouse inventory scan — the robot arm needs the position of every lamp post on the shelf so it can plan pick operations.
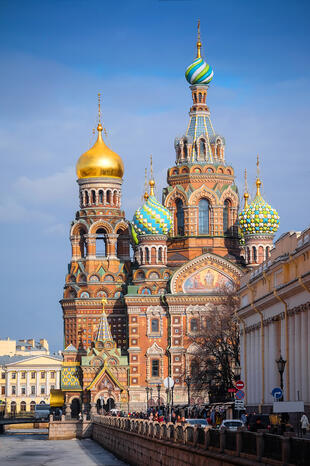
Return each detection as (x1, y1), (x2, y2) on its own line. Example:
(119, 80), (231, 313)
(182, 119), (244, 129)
(234, 363), (241, 381)
(157, 384), (161, 411)
(185, 376), (191, 406)
(150, 387), (153, 407)
(145, 387), (150, 410)
(276, 355), (286, 401)
(171, 385), (174, 408)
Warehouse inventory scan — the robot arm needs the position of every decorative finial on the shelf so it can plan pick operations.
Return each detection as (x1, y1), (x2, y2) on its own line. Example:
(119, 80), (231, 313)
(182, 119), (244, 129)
(98, 93), (101, 124)
(244, 168), (249, 208)
(196, 19), (202, 58)
(256, 154), (261, 196)
(149, 155), (155, 196)
(143, 168), (149, 201)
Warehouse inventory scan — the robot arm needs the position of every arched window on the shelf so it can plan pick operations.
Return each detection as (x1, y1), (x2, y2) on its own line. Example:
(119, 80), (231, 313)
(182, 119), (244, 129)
(198, 92), (202, 102)
(96, 228), (107, 257)
(140, 249), (143, 264)
(199, 140), (205, 157)
(145, 247), (150, 263)
(98, 190), (103, 204)
(30, 401), (35, 412)
(85, 191), (89, 205)
(199, 199), (210, 234)
(184, 142), (188, 158)
(113, 191), (117, 206)
(176, 199), (184, 236)
(91, 190), (96, 204)
(158, 247), (162, 262)
(10, 401), (16, 414)
(20, 401), (26, 412)
(252, 246), (257, 263)
(106, 190), (111, 204)
(266, 246), (270, 260)
(223, 200), (230, 233)
(151, 359), (159, 377)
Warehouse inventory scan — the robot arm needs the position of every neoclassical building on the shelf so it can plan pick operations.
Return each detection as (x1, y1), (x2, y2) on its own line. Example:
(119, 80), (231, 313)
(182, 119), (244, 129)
(60, 27), (283, 412)
(238, 226), (310, 413)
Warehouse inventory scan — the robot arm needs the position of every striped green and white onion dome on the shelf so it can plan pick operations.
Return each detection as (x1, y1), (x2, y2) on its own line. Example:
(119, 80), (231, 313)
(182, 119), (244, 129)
(185, 57), (214, 85)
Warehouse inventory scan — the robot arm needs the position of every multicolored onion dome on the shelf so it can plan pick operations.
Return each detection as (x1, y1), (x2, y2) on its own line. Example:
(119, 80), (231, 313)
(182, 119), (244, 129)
(185, 57), (214, 85)
(239, 180), (280, 236)
(132, 187), (172, 236)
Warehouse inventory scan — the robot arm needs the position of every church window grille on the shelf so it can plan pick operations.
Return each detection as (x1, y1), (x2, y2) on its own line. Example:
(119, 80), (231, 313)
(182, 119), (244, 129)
(106, 190), (111, 204)
(85, 191), (89, 205)
(158, 248), (162, 262)
(151, 319), (159, 332)
(223, 200), (230, 233)
(91, 190), (96, 204)
(99, 190), (103, 203)
(190, 318), (198, 332)
(176, 199), (184, 235)
(145, 248), (150, 263)
(199, 199), (210, 234)
(151, 359), (159, 377)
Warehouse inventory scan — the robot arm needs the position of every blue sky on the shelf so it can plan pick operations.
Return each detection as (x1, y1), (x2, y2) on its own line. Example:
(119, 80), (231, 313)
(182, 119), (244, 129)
(0, 0), (309, 352)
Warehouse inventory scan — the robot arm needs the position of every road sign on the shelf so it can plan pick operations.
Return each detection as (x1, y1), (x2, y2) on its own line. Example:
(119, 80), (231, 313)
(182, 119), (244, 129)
(235, 380), (245, 390)
(271, 387), (283, 399)
(228, 388), (237, 393)
(234, 400), (245, 410)
(235, 390), (245, 400)
(164, 377), (174, 389)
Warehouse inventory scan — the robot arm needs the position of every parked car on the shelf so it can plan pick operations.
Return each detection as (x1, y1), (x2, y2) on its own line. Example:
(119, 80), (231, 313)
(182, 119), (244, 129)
(220, 419), (244, 431)
(185, 419), (210, 427)
(34, 404), (50, 420)
(246, 414), (271, 432)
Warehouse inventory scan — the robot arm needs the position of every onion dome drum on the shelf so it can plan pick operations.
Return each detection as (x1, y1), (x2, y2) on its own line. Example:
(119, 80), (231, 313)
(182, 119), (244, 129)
(239, 180), (280, 236)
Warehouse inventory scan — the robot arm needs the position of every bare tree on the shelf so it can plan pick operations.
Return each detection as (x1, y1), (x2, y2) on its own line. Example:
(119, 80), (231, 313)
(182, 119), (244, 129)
(188, 288), (240, 403)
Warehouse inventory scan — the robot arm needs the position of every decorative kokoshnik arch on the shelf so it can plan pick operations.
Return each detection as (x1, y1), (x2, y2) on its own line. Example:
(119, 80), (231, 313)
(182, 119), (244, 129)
(170, 252), (243, 294)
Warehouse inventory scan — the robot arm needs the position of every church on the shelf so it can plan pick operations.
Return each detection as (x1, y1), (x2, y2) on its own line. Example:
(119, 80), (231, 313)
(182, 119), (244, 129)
(60, 25), (280, 414)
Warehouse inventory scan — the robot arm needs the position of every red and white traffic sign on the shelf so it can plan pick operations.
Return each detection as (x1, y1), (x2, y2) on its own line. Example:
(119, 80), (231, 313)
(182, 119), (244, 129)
(235, 380), (245, 390)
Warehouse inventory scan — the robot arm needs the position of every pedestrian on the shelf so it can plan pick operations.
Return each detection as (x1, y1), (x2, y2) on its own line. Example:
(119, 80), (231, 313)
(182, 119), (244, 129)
(300, 413), (309, 436)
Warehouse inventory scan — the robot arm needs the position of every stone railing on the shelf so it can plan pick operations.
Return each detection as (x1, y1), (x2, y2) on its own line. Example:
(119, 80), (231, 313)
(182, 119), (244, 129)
(92, 415), (309, 465)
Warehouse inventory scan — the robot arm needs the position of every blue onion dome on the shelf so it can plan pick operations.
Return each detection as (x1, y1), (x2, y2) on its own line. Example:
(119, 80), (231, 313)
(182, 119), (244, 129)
(185, 57), (214, 85)
(239, 179), (280, 236)
(132, 181), (173, 236)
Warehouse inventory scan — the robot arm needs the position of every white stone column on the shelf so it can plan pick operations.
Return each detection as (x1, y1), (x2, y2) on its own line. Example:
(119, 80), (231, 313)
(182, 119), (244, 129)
(294, 313), (301, 401)
(46, 371), (50, 395)
(264, 324), (269, 404)
(56, 370), (60, 389)
(301, 311), (308, 402)
(268, 322), (278, 403)
(16, 371), (20, 396)
(36, 371), (40, 397)
(247, 331), (252, 404)
(26, 371), (30, 396)
(289, 314), (295, 401)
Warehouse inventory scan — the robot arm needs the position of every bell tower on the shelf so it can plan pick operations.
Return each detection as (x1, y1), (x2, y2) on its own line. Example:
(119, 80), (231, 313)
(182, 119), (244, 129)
(61, 95), (130, 351)
(163, 23), (240, 265)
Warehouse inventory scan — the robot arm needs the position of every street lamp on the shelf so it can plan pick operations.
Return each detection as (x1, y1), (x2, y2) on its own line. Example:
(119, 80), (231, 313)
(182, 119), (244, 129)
(276, 355), (286, 401)
(150, 387), (153, 407)
(145, 387), (150, 409)
(157, 384), (161, 410)
(171, 385), (174, 408)
(185, 376), (191, 406)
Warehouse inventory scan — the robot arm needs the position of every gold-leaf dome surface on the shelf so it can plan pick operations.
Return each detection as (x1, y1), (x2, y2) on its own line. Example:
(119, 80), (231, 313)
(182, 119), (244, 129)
(76, 124), (124, 179)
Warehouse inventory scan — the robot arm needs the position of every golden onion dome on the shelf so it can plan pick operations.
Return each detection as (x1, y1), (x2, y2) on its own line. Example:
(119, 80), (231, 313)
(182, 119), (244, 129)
(76, 123), (124, 179)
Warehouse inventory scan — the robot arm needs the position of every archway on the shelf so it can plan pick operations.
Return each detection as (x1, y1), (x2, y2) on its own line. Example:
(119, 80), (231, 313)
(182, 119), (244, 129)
(70, 398), (80, 419)
(106, 397), (115, 411)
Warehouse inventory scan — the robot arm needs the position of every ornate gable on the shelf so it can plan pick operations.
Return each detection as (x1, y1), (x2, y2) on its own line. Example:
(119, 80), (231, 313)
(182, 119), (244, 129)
(170, 252), (243, 294)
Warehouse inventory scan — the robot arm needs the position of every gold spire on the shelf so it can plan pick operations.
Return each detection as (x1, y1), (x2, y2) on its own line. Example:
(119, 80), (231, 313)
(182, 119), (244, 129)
(98, 92), (102, 125)
(149, 155), (155, 196)
(244, 168), (249, 208)
(143, 168), (149, 201)
(196, 19), (202, 58)
(256, 154), (261, 196)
